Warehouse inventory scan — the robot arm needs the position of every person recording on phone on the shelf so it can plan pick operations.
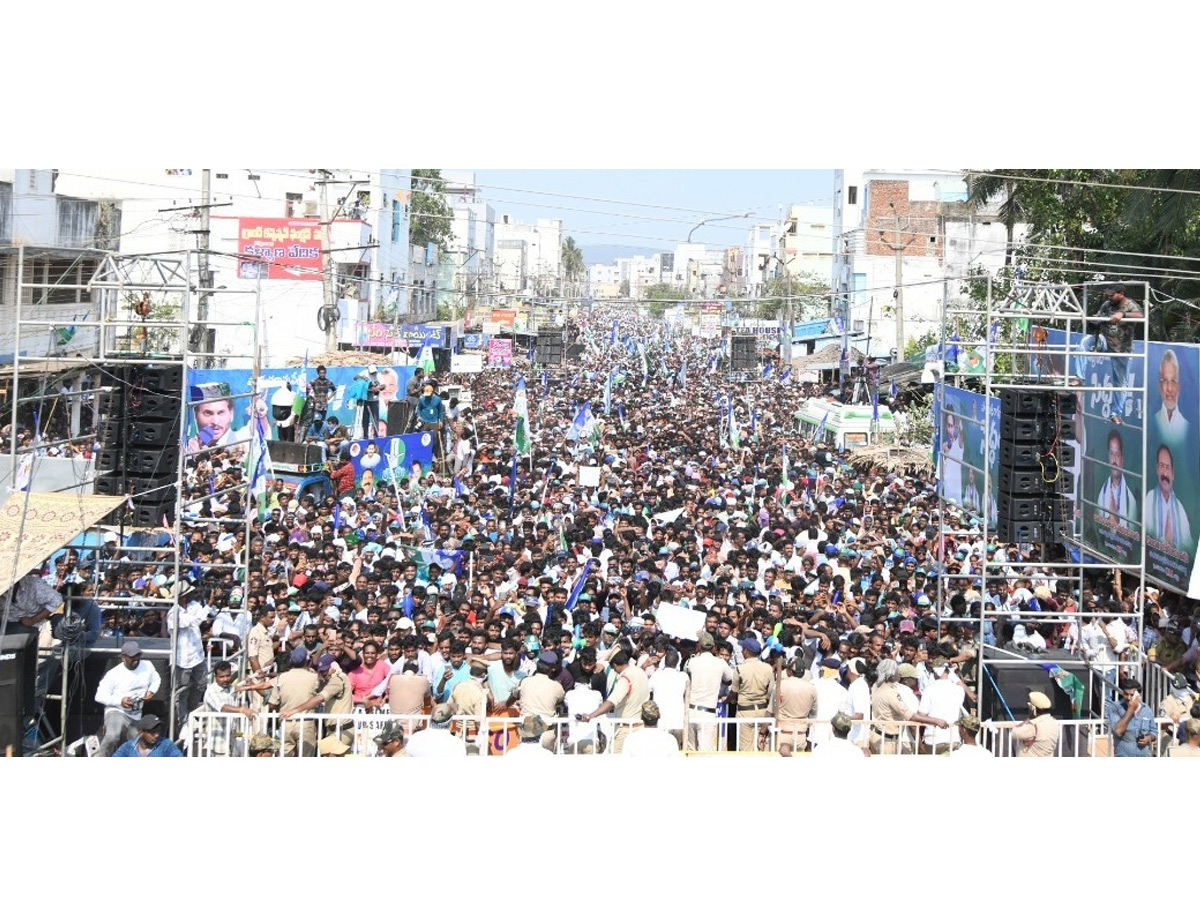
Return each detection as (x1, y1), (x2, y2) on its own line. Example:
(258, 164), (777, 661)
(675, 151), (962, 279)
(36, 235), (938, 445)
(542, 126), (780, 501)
(1108, 677), (1157, 757)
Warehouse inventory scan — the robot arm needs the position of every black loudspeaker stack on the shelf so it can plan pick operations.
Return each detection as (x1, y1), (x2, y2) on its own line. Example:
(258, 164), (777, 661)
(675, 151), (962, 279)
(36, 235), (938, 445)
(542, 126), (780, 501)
(0, 633), (37, 756)
(730, 335), (757, 371)
(95, 364), (183, 528)
(995, 388), (1076, 544)
(536, 328), (565, 366)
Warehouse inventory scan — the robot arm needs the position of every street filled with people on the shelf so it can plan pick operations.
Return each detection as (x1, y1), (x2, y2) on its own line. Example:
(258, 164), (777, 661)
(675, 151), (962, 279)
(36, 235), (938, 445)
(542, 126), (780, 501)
(18, 306), (1200, 757)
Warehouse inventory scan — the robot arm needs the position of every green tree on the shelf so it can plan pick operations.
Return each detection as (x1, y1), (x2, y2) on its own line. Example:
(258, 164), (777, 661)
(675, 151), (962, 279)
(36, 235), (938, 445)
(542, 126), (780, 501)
(410, 169), (453, 252)
(760, 272), (832, 319)
(619, 279), (630, 298)
(561, 236), (585, 295)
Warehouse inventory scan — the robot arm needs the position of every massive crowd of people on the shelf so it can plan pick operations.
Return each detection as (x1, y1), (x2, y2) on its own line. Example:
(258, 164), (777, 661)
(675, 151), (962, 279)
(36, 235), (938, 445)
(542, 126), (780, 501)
(12, 306), (1200, 757)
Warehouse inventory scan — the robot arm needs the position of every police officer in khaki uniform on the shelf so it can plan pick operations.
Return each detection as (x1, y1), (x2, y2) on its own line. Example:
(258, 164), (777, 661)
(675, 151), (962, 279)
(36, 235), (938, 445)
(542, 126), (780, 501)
(246, 604), (278, 711)
(271, 647), (323, 756)
(870, 659), (947, 754)
(1158, 673), (1195, 755)
(1011, 690), (1059, 757)
(684, 632), (731, 752)
(776, 657), (818, 754)
(730, 638), (773, 751)
(315, 653), (354, 742)
(511, 652), (566, 749)
(580, 650), (650, 754)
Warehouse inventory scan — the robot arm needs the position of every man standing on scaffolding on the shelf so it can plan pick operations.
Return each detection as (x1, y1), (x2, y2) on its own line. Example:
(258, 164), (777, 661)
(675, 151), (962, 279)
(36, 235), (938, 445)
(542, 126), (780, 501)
(415, 379), (446, 468)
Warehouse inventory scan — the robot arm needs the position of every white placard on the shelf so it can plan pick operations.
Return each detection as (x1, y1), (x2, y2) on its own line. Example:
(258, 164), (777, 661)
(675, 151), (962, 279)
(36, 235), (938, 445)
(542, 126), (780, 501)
(450, 353), (483, 374)
(655, 602), (708, 642)
(578, 465), (601, 487)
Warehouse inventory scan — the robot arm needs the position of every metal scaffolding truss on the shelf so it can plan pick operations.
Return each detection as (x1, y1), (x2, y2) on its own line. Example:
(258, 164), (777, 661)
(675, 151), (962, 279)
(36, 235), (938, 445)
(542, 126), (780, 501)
(6, 247), (261, 754)
(934, 276), (1151, 724)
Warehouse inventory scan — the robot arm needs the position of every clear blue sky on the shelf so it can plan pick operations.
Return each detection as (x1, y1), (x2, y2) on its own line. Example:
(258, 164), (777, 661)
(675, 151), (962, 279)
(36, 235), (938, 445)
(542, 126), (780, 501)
(470, 169), (835, 263)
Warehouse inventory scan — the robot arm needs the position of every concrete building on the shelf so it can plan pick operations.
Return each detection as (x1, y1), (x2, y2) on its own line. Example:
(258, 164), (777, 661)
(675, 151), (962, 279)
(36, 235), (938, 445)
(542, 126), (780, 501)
(832, 169), (1027, 359)
(0, 169), (122, 361)
(493, 215), (562, 296)
(587, 263), (621, 299)
(778, 204), (834, 280)
(44, 168), (413, 365)
(442, 171), (496, 308)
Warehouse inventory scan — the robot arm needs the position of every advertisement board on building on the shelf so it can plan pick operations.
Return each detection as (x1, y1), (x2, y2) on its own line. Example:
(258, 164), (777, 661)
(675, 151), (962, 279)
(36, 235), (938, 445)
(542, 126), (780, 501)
(462, 333), (488, 350)
(490, 309), (517, 329)
(488, 338), (513, 368)
(358, 322), (444, 349)
(236, 218), (322, 280)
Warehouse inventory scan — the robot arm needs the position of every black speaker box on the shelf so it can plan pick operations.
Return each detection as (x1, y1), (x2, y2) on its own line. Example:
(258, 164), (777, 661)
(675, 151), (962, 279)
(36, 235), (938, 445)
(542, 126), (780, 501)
(94, 473), (126, 496)
(125, 446), (180, 477)
(133, 501), (175, 528)
(996, 519), (1045, 543)
(997, 467), (1043, 496)
(999, 389), (1043, 416)
(128, 421), (175, 447)
(1001, 417), (1041, 442)
(130, 392), (180, 420)
(731, 335), (757, 371)
(0, 633), (37, 756)
(126, 476), (176, 506)
(997, 495), (1045, 521)
(268, 440), (325, 470)
(999, 442), (1041, 469)
(130, 365), (183, 394)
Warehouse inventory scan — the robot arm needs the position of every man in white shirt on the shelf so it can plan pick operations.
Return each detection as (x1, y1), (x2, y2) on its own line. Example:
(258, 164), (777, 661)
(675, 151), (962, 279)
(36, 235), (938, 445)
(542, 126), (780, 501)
(1154, 349), (1189, 445)
(622, 701), (680, 757)
(167, 582), (211, 731)
(918, 662), (966, 753)
(843, 658), (871, 746)
(405, 704), (467, 757)
(648, 649), (688, 749)
(809, 658), (850, 747)
(94, 640), (162, 757)
(809, 712), (865, 758)
(947, 714), (992, 758)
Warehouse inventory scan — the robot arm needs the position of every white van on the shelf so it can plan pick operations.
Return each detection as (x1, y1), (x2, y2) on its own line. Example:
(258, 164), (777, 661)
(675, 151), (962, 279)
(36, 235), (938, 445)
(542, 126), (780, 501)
(794, 397), (894, 450)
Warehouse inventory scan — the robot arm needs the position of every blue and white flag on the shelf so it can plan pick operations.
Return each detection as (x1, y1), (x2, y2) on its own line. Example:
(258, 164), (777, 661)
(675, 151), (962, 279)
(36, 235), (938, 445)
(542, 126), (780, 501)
(779, 366), (792, 384)
(452, 474), (469, 496)
(604, 368), (614, 415)
(541, 370), (549, 400)
(762, 362), (773, 380)
(570, 370), (582, 388)
(890, 378), (898, 399)
(616, 401), (625, 427)
(610, 320), (619, 345)
(872, 390), (879, 421)
(676, 360), (687, 389)
(565, 557), (598, 611)
(568, 401), (595, 442)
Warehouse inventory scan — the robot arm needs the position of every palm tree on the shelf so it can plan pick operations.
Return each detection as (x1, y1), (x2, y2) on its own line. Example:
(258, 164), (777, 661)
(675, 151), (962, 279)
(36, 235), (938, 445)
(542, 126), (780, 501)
(966, 170), (1032, 269)
(561, 235), (585, 296)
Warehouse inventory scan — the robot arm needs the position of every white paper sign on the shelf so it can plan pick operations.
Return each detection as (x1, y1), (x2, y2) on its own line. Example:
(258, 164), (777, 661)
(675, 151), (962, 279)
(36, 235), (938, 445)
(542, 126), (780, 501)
(655, 602), (707, 642)
(450, 353), (483, 374)
(578, 465), (601, 487)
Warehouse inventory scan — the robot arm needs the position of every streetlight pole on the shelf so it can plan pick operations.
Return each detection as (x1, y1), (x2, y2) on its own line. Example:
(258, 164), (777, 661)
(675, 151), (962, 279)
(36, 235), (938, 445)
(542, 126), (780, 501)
(687, 211), (753, 244)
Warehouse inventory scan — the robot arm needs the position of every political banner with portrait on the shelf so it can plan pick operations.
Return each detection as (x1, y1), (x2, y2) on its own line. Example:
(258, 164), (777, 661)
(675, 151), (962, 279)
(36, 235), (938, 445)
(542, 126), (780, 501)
(933, 385), (998, 527)
(186, 363), (418, 450)
(488, 338), (513, 368)
(346, 433), (436, 494)
(1143, 343), (1200, 597)
(1080, 415), (1143, 567)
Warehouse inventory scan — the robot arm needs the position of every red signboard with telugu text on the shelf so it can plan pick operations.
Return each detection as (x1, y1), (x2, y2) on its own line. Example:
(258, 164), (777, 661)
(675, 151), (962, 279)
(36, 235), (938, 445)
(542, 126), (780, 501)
(236, 218), (322, 280)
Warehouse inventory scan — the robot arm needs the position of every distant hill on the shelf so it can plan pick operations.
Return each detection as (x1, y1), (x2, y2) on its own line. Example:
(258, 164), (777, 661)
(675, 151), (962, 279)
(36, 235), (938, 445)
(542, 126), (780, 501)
(579, 244), (664, 266)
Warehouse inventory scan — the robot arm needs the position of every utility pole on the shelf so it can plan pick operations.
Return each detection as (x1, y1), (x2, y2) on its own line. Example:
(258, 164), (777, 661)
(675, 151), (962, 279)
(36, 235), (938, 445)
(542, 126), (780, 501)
(318, 173), (337, 352)
(879, 202), (916, 358)
(193, 168), (214, 356)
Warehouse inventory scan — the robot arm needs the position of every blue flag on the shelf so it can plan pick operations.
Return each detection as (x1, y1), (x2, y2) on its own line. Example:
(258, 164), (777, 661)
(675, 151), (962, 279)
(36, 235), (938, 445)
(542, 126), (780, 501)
(568, 401), (593, 442)
(565, 557), (598, 611)
(610, 320), (618, 345)
(541, 370), (549, 400)
(676, 360), (687, 389)
(332, 501), (342, 532)
(779, 366), (791, 384)
(604, 368), (613, 415)
(818, 410), (830, 437)
(762, 363), (773, 380)
(890, 378), (898, 398)
(616, 401), (625, 427)
(452, 475), (468, 496)
(570, 370), (581, 388)
(872, 390), (879, 421)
